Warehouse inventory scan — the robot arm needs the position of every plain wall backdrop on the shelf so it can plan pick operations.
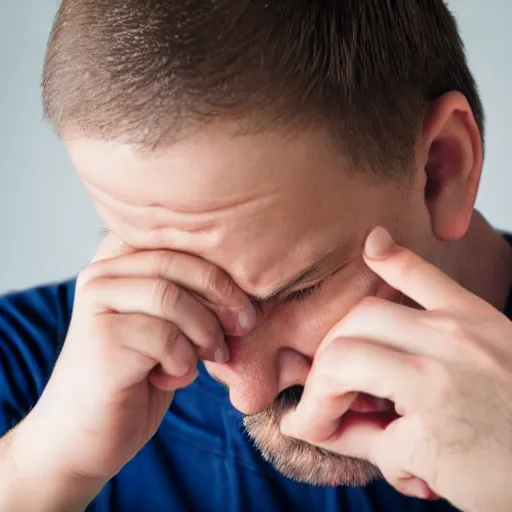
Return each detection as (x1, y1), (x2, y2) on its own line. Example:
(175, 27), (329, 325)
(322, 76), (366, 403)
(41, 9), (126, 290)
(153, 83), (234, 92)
(1, 0), (511, 294)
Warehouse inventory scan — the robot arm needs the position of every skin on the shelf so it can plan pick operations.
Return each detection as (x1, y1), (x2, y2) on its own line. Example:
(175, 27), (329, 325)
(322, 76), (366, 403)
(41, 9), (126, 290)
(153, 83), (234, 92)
(68, 126), (431, 416)
(281, 228), (512, 511)
(6, 91), (511, 510)
(67, 92), (500, 415)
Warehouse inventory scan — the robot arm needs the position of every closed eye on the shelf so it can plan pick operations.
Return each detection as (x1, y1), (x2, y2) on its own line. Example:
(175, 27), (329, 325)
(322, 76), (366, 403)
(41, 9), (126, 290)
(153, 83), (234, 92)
(284, 281), (324, 303)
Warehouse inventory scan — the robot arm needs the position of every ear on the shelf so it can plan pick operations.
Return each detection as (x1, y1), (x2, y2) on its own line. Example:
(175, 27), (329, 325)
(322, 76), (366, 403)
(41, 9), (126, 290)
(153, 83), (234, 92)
(420, 91), (483, 242)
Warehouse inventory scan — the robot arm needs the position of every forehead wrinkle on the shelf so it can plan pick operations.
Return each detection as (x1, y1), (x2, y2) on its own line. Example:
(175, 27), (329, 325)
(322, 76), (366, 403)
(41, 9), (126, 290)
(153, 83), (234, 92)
(82, 170), (269, 216)
(90, 184), (270, 237)
(152, 193), (267, 215)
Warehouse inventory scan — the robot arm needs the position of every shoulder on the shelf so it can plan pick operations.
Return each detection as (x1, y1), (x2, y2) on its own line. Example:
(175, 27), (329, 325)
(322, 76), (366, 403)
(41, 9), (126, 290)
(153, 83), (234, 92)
(0, 279), (76, 356)
(0, 279), (76, 432)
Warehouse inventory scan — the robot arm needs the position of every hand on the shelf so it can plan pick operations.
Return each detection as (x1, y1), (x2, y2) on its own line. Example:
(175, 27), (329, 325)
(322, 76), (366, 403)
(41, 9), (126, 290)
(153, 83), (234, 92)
(12, 233), (256, 488)
(281, 227), (512, 512)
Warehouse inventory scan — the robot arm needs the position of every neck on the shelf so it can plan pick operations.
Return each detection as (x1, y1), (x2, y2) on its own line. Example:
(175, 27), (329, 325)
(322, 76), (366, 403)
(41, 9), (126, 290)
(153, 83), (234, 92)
(442, 211), (512, 312)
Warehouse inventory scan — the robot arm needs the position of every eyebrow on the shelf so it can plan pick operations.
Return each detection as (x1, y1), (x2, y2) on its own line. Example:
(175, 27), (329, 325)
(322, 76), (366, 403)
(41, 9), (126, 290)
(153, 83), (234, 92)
(249, 238), (354, 305)
(101, 228), (355, 305)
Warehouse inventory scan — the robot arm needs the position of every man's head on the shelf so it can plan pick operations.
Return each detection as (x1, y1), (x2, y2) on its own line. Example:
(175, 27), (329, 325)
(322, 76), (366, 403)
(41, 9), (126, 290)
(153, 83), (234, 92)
(43, 0), (484, 487)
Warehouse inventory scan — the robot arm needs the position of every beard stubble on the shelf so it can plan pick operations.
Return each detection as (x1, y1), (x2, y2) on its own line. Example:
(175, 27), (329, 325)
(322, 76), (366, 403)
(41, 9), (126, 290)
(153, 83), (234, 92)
(243, 386), (383, 487)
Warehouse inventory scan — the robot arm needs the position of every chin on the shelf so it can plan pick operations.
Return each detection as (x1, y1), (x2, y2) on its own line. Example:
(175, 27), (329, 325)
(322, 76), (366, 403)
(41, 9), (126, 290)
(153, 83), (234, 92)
(243, 387), (382, 487)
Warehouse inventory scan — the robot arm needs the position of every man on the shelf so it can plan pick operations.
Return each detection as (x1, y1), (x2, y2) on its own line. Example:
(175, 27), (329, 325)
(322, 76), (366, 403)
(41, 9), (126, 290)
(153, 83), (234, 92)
(1, 0), (512, 511)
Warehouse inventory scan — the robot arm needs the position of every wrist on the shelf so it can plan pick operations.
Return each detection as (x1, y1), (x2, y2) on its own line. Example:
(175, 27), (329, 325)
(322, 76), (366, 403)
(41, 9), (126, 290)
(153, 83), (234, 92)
(5, 417), (107, 512)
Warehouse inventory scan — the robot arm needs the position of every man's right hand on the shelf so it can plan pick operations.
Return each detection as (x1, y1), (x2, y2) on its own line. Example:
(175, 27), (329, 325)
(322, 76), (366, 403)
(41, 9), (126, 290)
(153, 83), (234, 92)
(9, 233), (256, 498)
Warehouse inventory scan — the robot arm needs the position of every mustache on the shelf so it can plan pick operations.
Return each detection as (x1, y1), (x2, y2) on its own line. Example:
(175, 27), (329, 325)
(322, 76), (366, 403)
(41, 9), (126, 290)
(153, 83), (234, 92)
(247, 385), (304, 423)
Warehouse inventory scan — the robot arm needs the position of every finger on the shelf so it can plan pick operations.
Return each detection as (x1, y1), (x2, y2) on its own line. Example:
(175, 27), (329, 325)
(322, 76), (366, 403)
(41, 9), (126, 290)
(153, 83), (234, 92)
(363, 227), (478, 311)
(104, 313), (198, 376)
(283, 408), (439, 501)
(83, 250), (256, 336)
(159, 331), (198, 377)
(89, 313), (199, 393)
(282, 406), (391, 467)
(281, 390), (358, 444)
(323, 297), (443, 358)
(83, 277), (229, 363)
(149, 365), (199, 392)
(281, 338), (424, 444)
(146, 322), (200, 391)
(90, 231), (136, 263)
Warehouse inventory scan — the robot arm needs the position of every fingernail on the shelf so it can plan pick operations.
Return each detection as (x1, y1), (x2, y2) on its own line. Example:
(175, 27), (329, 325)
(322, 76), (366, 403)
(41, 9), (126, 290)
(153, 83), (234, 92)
(364, 227), (394, 259)
(238, 307), (256, 330)
(215, 345), (230, 364)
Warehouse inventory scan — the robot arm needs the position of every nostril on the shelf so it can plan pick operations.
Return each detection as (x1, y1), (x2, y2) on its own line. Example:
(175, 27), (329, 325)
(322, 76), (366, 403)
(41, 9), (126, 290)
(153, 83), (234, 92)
(276, 385), (304, 408)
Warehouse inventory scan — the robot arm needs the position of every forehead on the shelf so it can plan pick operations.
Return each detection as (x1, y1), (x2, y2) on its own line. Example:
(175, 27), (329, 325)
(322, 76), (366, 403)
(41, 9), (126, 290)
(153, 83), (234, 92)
(66, 126), (400, 295)
(67, 126), (345, 205)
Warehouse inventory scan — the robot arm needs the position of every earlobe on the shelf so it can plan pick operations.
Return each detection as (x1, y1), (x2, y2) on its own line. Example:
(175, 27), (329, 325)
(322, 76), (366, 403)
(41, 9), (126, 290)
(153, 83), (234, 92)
(421, 92), (483, 242)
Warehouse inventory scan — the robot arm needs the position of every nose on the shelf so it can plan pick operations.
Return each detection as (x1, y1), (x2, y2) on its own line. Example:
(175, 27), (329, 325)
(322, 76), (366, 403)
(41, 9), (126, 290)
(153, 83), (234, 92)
(212, 343), (312, 416)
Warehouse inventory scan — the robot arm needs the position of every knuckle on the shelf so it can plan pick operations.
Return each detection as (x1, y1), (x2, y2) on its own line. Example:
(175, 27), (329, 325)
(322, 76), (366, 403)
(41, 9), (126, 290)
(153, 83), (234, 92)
(202, 264), (236, 301)
(335, 337), (364, 360)
(437, 315), (471, 342)
(76, 262), (104, 289)
(425, 312), (479, 358)
(155, 280), (181, 311)
(403, 352), (426, 374)
(161, 321), (181, 347)
(351, 296), (382, 318)
(359, 295), (382, 308)
(314, 338), (359, 374)
(336, 298), (385, 339)
(413, 356), (453, 398)
(151, 250), (177, 277)
(314, 339), (340, 368)
(406, 353), (436, 378)
(76, 275), (107, 304)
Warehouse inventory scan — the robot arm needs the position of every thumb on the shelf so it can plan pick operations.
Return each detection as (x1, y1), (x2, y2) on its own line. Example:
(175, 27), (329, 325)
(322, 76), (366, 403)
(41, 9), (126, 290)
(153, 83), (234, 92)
(287, 411), (441, 501)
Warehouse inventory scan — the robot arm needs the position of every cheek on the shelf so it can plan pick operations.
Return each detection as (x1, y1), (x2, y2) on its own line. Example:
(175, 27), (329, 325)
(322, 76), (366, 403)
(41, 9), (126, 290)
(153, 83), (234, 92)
(207, 266), (383, 414)
(228, 265), (383, 368)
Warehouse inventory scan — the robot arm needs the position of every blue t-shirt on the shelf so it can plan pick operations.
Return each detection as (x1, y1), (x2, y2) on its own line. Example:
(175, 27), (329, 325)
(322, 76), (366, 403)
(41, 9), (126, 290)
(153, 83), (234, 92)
(1, 278), (491, 512)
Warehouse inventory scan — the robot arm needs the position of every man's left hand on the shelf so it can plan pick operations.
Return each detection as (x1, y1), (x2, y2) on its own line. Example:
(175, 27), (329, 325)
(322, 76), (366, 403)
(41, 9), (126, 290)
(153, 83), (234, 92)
(281, 227), (512, 512)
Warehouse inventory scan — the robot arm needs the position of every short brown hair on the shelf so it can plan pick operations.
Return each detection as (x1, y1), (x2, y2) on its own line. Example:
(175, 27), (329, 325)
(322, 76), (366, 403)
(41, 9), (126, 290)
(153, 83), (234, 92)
(42, 0), (484, 176)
